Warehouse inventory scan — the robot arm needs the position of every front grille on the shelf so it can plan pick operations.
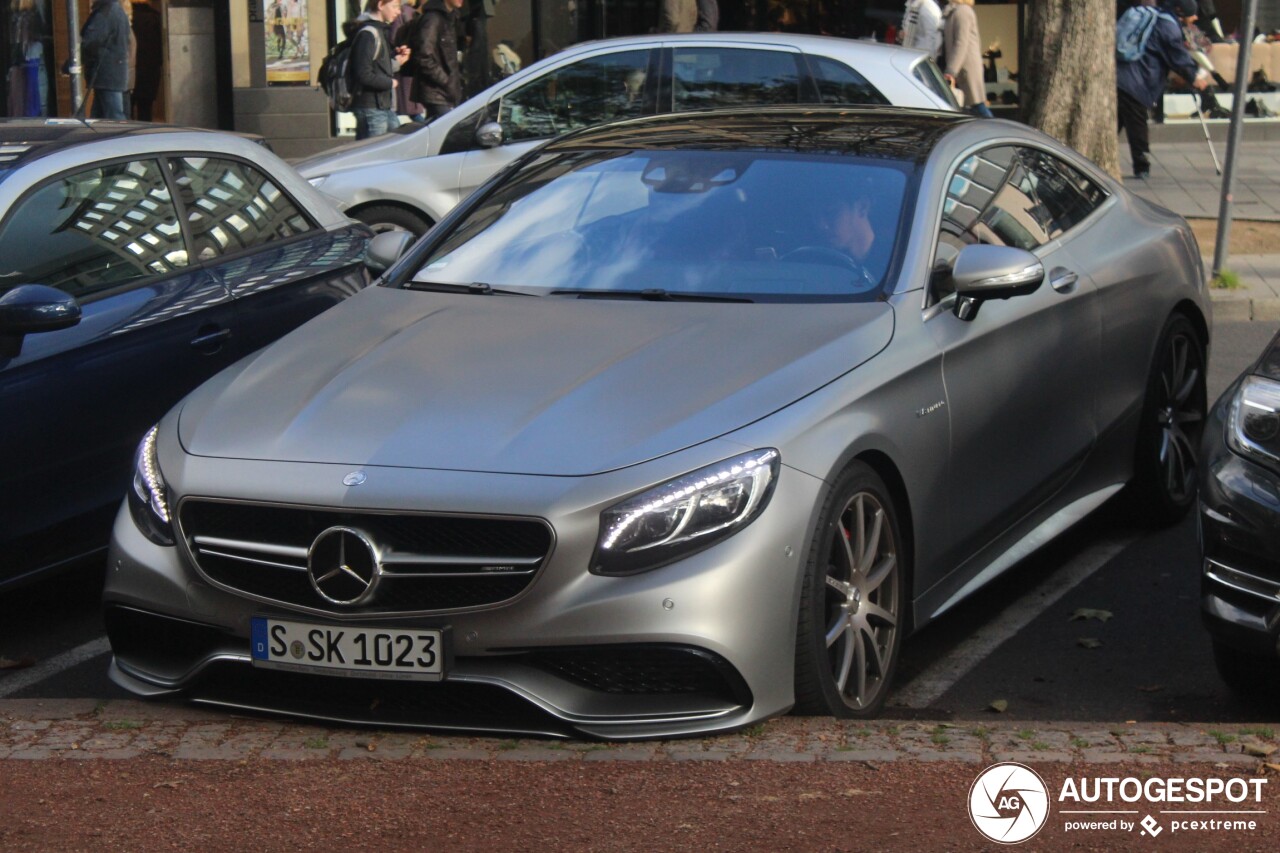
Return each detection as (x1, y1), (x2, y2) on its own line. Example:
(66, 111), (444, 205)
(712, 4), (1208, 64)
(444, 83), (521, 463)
(524, 645), (753, 706)
(179, 499), (553, 614)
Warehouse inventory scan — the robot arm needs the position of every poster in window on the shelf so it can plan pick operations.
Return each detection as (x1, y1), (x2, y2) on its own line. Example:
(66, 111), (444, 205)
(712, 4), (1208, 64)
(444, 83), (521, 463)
(266, 0), (310, 84)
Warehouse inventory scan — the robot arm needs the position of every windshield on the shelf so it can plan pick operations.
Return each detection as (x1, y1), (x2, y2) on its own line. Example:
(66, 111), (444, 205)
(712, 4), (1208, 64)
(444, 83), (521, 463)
(406, 149), (914, 301)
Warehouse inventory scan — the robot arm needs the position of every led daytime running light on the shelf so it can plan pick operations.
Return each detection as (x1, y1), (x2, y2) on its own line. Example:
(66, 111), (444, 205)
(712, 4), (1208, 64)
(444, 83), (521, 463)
(137, 425), (170, 523)
(600, 449), (779, 553)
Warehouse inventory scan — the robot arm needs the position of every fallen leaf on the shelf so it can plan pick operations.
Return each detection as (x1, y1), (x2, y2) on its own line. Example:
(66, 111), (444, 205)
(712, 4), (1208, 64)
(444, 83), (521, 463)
(0, 656), (36, 670)
(989, 699), (1009, 713)
(1265, 763), (1280, 773)
(1070, 608), (1113, 623)
(1077, 637), (1103, 649)
(1137, 684), (1164, 693)
(1244, 742), (1278, 757)
(152, 780), (179, 789)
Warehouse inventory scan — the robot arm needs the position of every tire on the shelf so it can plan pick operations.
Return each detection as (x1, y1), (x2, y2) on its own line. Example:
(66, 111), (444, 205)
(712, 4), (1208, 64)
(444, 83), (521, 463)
(794, 462), (905, 718)
(353, 205), (432, 238)
(1131, 314), (1207, 526)
(1212, 640), (1280, 701)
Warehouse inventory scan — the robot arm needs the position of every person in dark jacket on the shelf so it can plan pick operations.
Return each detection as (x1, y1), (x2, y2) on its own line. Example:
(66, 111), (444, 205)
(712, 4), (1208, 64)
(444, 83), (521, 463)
(390, 0), (427, 121)
(413, 0), (464, 117)
(351, 0), (411, 139)
(1116, 0), (1208, 178)
(131, 0), (163, 120)
(80, 0), (131, 120)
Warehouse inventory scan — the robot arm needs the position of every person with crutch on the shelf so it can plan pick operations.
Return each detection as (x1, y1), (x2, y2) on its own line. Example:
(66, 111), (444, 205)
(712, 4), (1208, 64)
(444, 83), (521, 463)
(1116, 0), (1210, 179)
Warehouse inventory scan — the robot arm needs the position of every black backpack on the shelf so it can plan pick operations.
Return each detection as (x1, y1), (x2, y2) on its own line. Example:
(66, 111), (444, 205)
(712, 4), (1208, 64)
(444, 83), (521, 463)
(317, 26), (380, 112)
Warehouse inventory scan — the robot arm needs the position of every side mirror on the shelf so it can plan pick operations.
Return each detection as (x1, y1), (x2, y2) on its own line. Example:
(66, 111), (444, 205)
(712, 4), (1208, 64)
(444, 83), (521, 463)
(365, 230), (416, 275)
(475, 121), (504, 149)
(950, 244), (1044, 320)
(0, 284), (81, 357)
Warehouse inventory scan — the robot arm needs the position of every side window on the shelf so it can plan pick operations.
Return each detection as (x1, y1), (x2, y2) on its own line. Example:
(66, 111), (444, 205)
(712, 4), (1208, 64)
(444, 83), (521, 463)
(1017, 148), (1107, 237)
(499, 50), (653, 143)
(167, 157), (312, 261)
(0, 159), (186, 300)
(672, 48), (801, 112)
(807, 56), (889, 106)
(937, 145), (1051, 262)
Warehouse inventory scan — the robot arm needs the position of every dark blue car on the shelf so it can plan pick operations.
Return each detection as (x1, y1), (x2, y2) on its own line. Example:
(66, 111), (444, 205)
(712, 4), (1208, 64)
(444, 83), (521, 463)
(0, 120), (371, 588)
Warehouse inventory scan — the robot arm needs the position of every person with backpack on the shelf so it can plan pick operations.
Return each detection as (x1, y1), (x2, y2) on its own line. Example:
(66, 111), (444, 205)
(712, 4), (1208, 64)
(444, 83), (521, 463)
(350, 0), (412, 139)
(413, 0), (465, 119)
(1116, 0), (1209, 179)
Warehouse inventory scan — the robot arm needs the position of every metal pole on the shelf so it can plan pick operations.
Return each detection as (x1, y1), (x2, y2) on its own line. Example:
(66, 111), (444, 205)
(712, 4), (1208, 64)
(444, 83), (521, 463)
(1212, 0), (1259, 278)
(65, 0), (83, 114)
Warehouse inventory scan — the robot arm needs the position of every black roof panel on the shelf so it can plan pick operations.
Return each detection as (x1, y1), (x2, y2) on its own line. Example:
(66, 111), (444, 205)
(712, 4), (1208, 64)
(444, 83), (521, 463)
(544, 107), (971, 163)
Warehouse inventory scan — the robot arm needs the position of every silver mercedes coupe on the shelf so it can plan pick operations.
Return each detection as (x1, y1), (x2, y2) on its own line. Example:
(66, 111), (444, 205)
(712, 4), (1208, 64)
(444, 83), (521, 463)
(105, 107), (1210, 739)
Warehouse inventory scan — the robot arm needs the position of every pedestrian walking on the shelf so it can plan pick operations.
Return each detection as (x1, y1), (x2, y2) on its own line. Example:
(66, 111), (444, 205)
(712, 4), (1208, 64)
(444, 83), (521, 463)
(131, 0), (163, 120)
(1116, 0), (1208, 178)
(694, 0), (719, 32)
(351, 0), (412, 139)
(80, 0), (131, 120)
(942, 0), (990, 117)
(412, 0), (464, 119)
(659, 0), (696, 33)
(390, 0), (426, 121)
(901, 0), (943, 60)
(463, 0), (497, 98)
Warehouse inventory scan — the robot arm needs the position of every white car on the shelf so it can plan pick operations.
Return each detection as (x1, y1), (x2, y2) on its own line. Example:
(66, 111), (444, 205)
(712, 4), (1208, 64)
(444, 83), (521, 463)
(296, 33), (959, 235)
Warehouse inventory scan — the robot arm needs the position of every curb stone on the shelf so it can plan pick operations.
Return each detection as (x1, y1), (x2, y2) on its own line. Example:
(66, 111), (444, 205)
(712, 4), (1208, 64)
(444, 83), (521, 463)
(3, 701), (1279, 765)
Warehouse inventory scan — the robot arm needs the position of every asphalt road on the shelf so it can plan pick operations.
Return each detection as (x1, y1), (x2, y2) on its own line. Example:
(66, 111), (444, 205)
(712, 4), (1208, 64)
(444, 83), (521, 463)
(1, 315), (1276, 725)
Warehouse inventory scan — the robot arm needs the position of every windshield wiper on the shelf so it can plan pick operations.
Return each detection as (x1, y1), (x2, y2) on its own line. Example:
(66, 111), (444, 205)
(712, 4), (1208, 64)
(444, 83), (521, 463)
(549, 288), (753, 303)
(406, 280), (534, 296)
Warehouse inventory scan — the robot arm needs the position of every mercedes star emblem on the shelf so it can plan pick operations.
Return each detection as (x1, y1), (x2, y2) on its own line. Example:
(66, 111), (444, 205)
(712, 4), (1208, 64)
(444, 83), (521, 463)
(307, 526), (381, 606)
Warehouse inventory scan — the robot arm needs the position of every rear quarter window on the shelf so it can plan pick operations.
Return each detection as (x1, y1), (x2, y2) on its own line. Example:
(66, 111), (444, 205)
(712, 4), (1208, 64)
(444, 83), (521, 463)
(807, 56), (889, 106)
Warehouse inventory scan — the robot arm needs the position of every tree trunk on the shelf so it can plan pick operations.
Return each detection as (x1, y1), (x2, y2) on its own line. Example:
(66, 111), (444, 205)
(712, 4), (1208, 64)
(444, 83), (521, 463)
(1020, 0), (1120, 180)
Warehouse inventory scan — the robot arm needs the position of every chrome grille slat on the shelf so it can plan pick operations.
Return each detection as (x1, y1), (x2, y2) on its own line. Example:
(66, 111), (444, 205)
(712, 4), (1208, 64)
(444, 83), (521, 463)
(195, 548), (309, 573)
(179, 499), (554, 615)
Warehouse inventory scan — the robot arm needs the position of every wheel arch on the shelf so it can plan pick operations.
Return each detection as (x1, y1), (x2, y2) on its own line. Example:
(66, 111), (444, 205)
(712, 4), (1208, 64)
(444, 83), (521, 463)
(1173, 299), (1210, 351)
(345, 199), (436, 231)
(852, 449), (916, 635)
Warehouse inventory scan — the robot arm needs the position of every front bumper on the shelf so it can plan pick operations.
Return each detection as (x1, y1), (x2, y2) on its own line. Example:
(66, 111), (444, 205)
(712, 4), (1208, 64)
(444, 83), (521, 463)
(1199, 406), (1280, 659)
(104, 446), (824, 739)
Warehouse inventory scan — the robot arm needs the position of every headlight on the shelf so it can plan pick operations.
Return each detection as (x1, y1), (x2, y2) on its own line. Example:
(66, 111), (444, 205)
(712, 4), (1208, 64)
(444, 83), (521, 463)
(306, 175), (327, 188)
(592, 449), (780, 576)
(128, 425), (174, 546)
(1228, 375), (1280, 472)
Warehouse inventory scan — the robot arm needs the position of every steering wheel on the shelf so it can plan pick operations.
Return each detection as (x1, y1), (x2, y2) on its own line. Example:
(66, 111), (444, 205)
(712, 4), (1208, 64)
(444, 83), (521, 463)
(780, 245), (861, 271)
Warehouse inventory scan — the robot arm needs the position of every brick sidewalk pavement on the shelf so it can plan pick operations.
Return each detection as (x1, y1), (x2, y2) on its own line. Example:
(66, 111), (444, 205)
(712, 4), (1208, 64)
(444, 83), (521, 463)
(3, 699), (1277, 767)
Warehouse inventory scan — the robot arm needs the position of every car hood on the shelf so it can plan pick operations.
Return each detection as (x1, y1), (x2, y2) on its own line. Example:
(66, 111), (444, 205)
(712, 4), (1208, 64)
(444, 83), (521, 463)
(179, 286), (894, 475)
(293, 127), (429, 178)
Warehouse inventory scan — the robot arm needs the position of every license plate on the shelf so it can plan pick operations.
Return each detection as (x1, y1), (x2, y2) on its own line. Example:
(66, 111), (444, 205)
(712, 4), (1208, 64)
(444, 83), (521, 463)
(250, 617), (446, 681)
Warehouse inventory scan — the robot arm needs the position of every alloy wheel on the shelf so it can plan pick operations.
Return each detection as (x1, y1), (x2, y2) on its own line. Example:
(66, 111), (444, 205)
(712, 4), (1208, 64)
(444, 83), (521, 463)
(1155, 329), (1205, 506)
(821, 491), (899, 711)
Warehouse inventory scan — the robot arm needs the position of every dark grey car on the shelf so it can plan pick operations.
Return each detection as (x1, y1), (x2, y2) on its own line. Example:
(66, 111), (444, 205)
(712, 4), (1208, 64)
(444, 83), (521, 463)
(105, 108), (1210, 738)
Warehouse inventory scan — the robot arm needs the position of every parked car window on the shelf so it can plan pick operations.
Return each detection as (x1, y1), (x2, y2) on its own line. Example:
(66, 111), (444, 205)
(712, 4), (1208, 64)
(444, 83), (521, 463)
(0, 158), (187, 300)
(807, 55), (889, 105)
(672, 48), (802, 111)
(1016, 147), (1107, 237)
(912, 59), (959, 109)
(499, 50), (653, 143)
(937, 145), (1051, 260)
(166, 157), (312, 261)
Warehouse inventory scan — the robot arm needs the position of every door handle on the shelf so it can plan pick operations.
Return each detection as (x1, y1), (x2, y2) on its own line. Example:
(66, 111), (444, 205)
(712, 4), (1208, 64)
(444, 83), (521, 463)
(1049, 268), (1079, 293)
(190, 327), (232, 350)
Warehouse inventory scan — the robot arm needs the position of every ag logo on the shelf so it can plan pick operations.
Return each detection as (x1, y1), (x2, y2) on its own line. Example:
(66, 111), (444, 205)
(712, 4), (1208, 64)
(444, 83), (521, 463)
(968, 762), (1050, 844)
